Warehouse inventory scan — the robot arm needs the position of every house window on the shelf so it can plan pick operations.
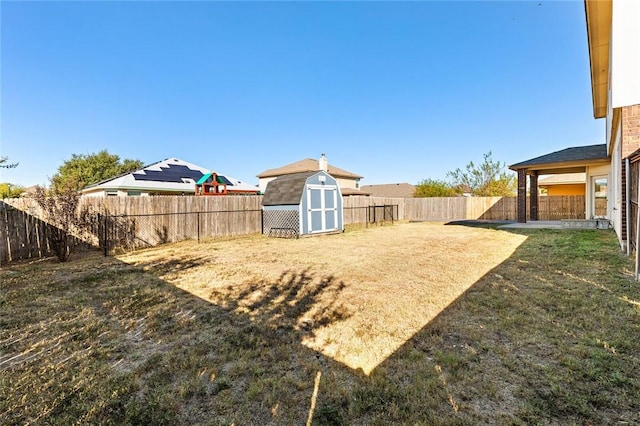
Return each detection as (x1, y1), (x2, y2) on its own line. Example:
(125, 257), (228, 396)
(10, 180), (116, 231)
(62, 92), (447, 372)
(593, 176), (607, 218)
(106, 191), (118, 197)
(127, 191), (141, 197)
(355, 179), (360, 189)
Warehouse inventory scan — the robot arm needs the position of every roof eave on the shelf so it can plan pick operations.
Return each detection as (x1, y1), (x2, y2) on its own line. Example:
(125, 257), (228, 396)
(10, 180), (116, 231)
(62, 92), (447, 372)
(539, 181), (585, 186)
(509, 157), (610, 174)
(585, 0), (612, 119)
(81, 185), (196, 193)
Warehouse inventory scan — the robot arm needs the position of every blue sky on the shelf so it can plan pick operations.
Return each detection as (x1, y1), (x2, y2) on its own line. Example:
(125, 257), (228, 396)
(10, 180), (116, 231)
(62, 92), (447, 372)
(1, 1), (603, 187)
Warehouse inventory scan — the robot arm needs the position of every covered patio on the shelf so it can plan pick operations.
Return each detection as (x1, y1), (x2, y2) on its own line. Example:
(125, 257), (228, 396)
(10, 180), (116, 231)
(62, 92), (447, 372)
(509, 144), (610, 223)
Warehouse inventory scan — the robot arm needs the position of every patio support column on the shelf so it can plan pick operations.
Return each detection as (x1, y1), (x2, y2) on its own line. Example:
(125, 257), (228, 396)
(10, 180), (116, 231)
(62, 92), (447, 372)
(517, 169), (527, 223)
(530, 173), (538, 221)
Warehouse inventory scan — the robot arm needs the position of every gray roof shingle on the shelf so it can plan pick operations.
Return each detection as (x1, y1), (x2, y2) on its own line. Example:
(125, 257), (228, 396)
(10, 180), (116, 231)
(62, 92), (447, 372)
(360, 183), (415, 198)
(257, 158), (362, 179)
(262, 172), (318, 206)
(509, 144), (608, 170)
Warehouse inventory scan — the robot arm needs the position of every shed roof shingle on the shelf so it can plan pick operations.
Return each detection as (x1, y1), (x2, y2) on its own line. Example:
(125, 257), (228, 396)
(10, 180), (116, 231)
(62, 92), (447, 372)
(262, 171), (318, 206)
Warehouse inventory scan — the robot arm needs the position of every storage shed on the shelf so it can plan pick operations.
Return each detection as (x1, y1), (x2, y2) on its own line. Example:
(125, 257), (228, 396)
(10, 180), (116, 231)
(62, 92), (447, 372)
(262, 171), (344, 237)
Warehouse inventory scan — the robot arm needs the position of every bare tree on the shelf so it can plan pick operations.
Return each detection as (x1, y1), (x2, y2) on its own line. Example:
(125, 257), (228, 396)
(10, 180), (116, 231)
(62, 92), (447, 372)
(0, 156), (18, 169)
(32, 185), (81, 262)
(447, 151), (516, 197)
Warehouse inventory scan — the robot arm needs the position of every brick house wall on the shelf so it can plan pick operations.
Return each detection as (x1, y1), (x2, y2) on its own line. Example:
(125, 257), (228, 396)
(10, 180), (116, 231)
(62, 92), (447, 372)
(622, 104), (640, 159)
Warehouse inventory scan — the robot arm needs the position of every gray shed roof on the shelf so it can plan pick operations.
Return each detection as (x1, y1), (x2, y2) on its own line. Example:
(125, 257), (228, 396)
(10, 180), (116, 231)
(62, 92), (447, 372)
(509, 144), (608, 170)
(262, 171), (319, 206)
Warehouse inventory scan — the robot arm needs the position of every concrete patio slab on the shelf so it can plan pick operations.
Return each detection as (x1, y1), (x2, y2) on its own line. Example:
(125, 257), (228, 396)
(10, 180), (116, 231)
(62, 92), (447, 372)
(498, 221), (563, 229)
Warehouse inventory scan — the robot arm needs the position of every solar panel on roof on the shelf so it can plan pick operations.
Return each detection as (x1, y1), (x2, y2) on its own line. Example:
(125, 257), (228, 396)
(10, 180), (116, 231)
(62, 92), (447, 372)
(216, 175), (233, 186)
(133, 164), (204, 183)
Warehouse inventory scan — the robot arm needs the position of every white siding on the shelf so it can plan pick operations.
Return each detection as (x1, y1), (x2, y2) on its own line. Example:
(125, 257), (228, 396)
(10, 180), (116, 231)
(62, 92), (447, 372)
(259, 177), (276, 193)
(611, 0), (640, 108)
(610, 129), (622, 241)
(82, 190), (106, 198)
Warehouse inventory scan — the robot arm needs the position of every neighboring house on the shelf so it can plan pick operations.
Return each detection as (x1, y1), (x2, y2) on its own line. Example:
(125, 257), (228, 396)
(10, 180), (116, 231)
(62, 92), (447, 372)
(80, 158), (259, 197)
(538, 173), (586, 196)
(585, 0), (640, 249)
(256, 154), (364, 194)
(360, 183), (416, 198)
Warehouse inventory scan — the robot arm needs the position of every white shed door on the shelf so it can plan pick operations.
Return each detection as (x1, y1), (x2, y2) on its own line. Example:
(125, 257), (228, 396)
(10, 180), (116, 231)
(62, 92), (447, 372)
(307, 185), (338, 233)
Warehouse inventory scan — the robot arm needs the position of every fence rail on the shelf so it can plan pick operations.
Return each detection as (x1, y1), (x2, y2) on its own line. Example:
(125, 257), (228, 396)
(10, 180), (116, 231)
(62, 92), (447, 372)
(343, 204), (399, 225)
(103, 209), (262, 252)
(2, 194), (588, 263)
(0, 201), (92, 263)
(1, 201), (54, 262)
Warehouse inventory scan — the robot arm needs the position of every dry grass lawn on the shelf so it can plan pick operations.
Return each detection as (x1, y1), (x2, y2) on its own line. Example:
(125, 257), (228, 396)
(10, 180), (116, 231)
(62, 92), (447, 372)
(2, 222), (639, 425)
(122, 222), (526, 375)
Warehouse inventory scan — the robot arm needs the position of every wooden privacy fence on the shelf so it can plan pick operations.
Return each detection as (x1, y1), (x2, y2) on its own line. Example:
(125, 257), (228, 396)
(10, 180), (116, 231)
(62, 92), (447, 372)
(397, 195), (585, 222)
(93, 196), (263, 251)
(1, 194), (587, 263)
(1, 196), (264, 262)
(0, 201), (54, 263)
(0, 201), (91, 264)
(103, 209), (263, 251)
(537, 196), (586, 220)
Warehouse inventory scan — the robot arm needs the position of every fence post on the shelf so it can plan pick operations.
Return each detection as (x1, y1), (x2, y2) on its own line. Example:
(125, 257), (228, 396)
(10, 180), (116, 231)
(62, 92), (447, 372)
(197, 211), (201, 243)
(103, 213), (108, 257)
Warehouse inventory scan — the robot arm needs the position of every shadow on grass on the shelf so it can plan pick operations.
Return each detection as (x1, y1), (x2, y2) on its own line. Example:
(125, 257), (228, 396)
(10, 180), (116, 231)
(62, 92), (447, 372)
(369, 227), (640, 425)
(209, 269), (350, 336)
(134, 251), (216, 275)
(2, 227), (639, 425)
(0, 254), (356, 425)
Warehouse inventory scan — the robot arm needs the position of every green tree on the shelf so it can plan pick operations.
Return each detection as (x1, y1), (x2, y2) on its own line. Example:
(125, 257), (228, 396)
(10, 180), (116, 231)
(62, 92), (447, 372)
(0, 183), (25, 199)
(51, 150), (144, 192)
(413, 178), (458, 197)
(447, 151), (516, 196)
(0, 156), (18, 168)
